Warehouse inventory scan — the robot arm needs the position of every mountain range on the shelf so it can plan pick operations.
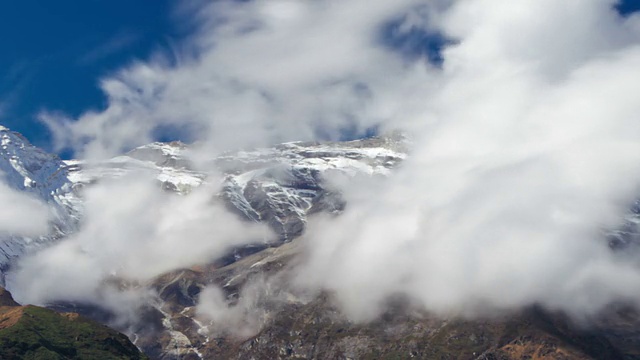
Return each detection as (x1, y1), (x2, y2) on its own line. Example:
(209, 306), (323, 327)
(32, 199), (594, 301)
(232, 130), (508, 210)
(2, 125), (640, 359)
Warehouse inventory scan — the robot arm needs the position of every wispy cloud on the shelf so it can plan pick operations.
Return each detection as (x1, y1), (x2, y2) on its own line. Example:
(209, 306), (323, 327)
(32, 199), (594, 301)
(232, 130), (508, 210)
(11, 173), (270, 320)
(0, 180), (50, 236)
(41, 0), (428, 159)
(76, 31), (142, 66)
(0, 60), (41, 120)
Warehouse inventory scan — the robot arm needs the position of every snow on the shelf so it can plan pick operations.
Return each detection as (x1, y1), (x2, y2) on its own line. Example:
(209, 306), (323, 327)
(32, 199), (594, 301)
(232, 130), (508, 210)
(0, 128), (80, 270)
(156, 170), (204, 188)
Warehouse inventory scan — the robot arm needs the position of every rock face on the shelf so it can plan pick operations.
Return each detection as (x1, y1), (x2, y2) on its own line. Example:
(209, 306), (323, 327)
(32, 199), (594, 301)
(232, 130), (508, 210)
(195, 304), (627, 360)
(0, 287), (148, 359)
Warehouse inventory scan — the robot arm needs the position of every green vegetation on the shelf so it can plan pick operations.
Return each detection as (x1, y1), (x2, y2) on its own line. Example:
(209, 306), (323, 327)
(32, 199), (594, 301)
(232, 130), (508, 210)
(0, 305), (148, 360)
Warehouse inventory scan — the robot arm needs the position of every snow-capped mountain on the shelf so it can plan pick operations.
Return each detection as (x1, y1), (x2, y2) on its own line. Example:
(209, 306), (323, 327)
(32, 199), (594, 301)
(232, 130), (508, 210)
(0, 126), (69, 199)
(0, 125), (409, 358)
(0, 126), (79, 269)
(216, 136), (406, 241)
(0, 125), (407, 278)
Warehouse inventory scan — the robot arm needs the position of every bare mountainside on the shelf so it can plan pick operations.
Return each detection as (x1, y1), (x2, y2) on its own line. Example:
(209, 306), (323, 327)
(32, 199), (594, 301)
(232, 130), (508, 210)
(118, 234), (640, 360)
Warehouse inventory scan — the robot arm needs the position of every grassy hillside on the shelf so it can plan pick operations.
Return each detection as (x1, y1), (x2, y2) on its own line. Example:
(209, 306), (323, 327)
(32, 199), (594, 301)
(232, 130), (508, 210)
(0, 289), (148, 360)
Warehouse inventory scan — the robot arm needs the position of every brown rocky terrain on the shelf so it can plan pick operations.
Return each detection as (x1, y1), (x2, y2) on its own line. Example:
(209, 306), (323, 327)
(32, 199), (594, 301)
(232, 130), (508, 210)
(102, 238), (640, 360)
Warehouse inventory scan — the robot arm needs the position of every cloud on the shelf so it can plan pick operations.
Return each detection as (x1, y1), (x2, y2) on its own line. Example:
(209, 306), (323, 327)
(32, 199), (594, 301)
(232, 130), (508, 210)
(9, 173), (270, 319)
(0, 61), (39, 120)
(41, 0), (430, 159)
(77, 31), (142, 66)
(196, 276), (290, 339)
(294, 0), (640, 321)
(24, 0), (640, 326)
(0, 180), (51, 236)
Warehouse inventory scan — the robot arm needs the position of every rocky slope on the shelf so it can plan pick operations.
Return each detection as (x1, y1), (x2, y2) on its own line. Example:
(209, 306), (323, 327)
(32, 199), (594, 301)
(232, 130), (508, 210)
(121, 235), (640, 360)
(0, 287), (147, 359)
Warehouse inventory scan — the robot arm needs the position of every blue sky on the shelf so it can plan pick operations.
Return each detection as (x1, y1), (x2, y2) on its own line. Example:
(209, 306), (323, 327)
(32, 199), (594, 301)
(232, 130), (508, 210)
(617, 0), (640, 15)
(0, 0), (192, 151)
(0, 0), (639, 155)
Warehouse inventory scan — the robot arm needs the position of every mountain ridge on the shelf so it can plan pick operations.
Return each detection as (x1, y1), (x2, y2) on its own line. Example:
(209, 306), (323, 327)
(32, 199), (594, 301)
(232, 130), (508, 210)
(3, 125), (640, 359)
(0, 125), (408, 280)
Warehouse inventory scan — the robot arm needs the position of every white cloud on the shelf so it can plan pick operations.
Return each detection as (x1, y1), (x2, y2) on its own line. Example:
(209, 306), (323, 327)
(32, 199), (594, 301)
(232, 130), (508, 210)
(41, 0), (430, 159)
(10, 173), (270, 318)
(0, 181), (50, 236)
(294, 0), (640, 321)
(196, 278), (286, 339)
(27, 0), (640, 325)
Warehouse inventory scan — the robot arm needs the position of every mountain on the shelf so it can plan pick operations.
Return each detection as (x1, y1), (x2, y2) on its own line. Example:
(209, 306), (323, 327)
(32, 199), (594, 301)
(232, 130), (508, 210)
(131, 238), (640, 360)
(0, 125), (409, 356)
(0, 287), (147, 359)
(0, 127), (80, 272)
(0, 126), (406, 277)
(2, 125), (640, 359)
